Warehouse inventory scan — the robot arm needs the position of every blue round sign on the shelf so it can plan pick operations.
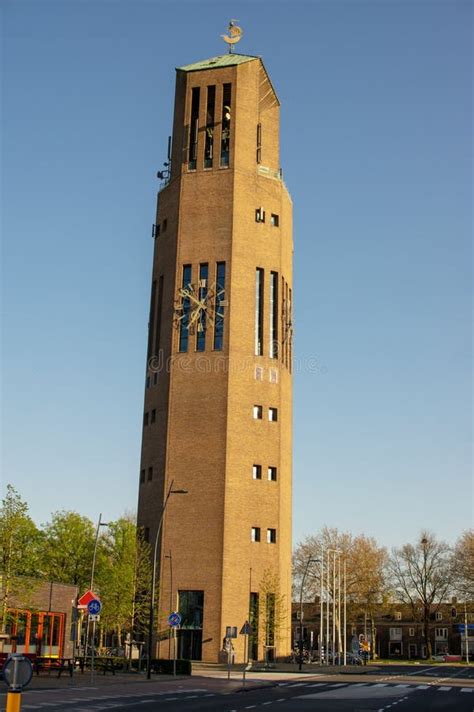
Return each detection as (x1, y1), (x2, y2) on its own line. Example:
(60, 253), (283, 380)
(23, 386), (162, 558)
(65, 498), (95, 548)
(87, 598), (102, 615)
(168, 611), (182, 627)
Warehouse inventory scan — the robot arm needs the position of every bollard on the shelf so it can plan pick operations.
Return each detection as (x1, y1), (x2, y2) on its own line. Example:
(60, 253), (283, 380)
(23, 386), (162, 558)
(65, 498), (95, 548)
(2, 654), (33, 712)
(6, 691), (22, 712)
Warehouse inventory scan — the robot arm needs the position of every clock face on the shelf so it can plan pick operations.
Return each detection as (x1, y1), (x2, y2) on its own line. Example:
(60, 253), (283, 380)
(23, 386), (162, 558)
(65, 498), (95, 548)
(174, 280), (228, 334)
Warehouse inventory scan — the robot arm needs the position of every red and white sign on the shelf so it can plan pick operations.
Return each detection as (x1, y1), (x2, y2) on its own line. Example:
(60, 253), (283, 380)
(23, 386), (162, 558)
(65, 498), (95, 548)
(78, 590), (100, 609)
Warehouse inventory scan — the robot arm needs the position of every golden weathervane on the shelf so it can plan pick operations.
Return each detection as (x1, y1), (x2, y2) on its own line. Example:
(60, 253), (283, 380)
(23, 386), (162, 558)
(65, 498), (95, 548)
(222, 20), (243, 53)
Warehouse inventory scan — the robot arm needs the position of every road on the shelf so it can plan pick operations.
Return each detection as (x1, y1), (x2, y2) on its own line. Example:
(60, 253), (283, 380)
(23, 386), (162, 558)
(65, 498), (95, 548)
(2, 664), (473, 711)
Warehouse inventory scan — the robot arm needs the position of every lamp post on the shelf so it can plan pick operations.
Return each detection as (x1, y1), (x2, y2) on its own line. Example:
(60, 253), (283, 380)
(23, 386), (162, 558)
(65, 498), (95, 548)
(85, 514), (110, 659)
(298, 557), (319, 671)
(146, 480), (187, 680)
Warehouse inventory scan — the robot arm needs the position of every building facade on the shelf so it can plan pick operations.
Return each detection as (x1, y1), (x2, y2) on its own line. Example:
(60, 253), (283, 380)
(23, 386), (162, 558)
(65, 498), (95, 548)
(137, 52), (293, 663)
(292, 600), (474, 660)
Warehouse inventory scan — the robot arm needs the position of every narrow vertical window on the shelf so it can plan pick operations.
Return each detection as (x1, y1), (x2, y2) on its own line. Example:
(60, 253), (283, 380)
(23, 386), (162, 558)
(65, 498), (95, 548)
(147, 280), (157, 363)
(204, 86), (215, 168)
(189, 87), (200, 170)
(220, 83), (231, 167)
(255, 268), (264, 356)
(179, 265), (192, 352)
(249, 592), (259, 660)
(213, 262), (226, 350)
(154, 275), (164, 357)
(269, 271), (278, 358)
(256, 123), (262, 164)
(288, 287), (293, 372)
(196, 263), (208, 351)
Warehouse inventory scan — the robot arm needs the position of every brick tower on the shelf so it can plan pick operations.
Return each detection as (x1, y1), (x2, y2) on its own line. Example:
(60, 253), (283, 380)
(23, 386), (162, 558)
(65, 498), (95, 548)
(137, 50), (293, 663)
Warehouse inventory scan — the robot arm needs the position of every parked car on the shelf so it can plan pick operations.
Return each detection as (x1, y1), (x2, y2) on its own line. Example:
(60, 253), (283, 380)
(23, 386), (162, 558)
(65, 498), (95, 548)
(431, 654), (447, 662)
(330, 652), (363, 666)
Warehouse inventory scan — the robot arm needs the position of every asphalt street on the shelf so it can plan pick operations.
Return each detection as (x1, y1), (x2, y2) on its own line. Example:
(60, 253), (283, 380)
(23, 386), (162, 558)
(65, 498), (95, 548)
(1, 664), (473, 711)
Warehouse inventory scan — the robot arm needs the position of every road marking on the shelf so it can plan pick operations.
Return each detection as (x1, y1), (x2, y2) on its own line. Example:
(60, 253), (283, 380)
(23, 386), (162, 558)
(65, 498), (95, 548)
(438, 686), (452, 691)
(395, 684), (410, 688)
(276, 699), (285, 703)
(415, 685), (429, 689)
(306, 682), (326, 687)
(244, 706), (256, 710)
(373, 683), (389, 687)
(330, 683), (348, 687)
(288, 682), (307, 687)
(461, 688), (474, 692)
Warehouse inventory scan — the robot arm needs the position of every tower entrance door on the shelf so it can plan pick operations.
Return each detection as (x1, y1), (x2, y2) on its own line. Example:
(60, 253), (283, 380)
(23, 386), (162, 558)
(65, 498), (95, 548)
(177, 629), (203, 660)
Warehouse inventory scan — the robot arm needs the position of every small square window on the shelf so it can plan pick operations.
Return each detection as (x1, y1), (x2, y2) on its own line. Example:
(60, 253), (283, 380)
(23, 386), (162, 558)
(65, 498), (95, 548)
(144, 412), (149, 426)
(253, 405), (263, 419)
(251, 527), (261, 542)
(153, 372), (158, 385)
(271, 214), (279, 227)
(151, 409), (156, 423)
(268, 407), (278, 422)
(252, 464), (262, 480)
(267, 528), (277, 544)
(140, 469), (145, 484)
(255, 208), (266, 223)
(255, 366), (264, 381)
(268, 467), (277, 481)
(147, 467), (153, 481)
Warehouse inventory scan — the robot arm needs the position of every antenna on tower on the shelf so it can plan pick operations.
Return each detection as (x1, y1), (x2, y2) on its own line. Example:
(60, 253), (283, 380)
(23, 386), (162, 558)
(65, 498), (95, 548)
(157, 135), (172, 184)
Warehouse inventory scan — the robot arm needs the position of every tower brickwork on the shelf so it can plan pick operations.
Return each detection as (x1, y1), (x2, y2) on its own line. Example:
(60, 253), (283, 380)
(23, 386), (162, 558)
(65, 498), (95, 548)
(137, 53), (293, 663)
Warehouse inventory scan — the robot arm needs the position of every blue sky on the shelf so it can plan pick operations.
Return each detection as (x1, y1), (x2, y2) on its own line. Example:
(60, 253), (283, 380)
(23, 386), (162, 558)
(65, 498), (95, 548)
(2, 0), (472, 549)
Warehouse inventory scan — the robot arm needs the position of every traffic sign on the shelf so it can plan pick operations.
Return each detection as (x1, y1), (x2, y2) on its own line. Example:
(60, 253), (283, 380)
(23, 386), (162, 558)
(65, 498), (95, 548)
(78, 590), (100, 609)
(87, 599), (102, 616)
(89, 614), (100, 622)
(168, 612), (182, 627)
(3, 655), (33, 691)
(240, 621), (253, 635)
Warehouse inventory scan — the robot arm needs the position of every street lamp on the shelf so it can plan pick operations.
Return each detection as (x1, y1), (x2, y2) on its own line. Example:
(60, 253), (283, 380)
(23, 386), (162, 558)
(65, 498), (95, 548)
(146, 479), (188, 679)
(298, 557), (320, 671)
(85, 514), (110, 659)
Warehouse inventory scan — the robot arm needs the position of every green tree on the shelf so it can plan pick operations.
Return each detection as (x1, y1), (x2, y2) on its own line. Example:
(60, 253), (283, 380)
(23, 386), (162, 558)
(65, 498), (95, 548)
(389, 531), (453, 659)
(41, 511), (96, 592)
(256, 569), (288, 662)
(0, 485), (42, 631)
(95, 516), (151, 650)
(452, 529), (474, 600)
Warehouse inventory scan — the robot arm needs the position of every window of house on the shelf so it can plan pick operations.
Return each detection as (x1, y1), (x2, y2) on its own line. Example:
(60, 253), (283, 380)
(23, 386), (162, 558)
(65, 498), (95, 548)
(255, 268), (264, 355)
(395, 611), (402, 621)
(151, 409), (156, 423)
(214, 262), (226, 351)
(140, 469), (145, 484)
(255, 207), (266, 223)
(269, 407), (278, 422)
(389, 627), (402, 640)
(179, 265), (192, 352)
(269, 368), (278, 384)
(147, 467), (153, 481)
(251, 527), (261, 542)
(436, 612), (443, 621)
(154, 275), (164, 356)
(220, 83), (231, 167)
(204, 85), (215, 168)
(144, 412), (149, 426)
(269, 271), (278, 358)
(253, 405), (263, 419)
(249, 592), (259, 660)
(435, 627), (448, 639)
(268, 467), (277, 481)
(271, 214), (279, 227)
(409, 627), (415, 637)
(252, 464), (262, 480)
(256, 123), (262, 164)
(196, 263), (208, 351)
(267, 528), (277, 544)
(189, 87), (200, 169)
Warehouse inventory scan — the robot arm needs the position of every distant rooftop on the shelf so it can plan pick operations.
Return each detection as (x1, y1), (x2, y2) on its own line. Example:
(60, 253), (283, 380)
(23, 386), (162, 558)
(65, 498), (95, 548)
(177, 54), (259, 72)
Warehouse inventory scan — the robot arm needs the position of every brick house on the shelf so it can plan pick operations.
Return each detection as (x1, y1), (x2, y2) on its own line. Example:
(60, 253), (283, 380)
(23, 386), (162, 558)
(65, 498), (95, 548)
(1, 577), (78, 658)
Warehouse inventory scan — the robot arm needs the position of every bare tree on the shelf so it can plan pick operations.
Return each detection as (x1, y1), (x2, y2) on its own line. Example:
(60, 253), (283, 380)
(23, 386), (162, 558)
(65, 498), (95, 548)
(389, 531), (453, 658)
(452, 530), (474, 600)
